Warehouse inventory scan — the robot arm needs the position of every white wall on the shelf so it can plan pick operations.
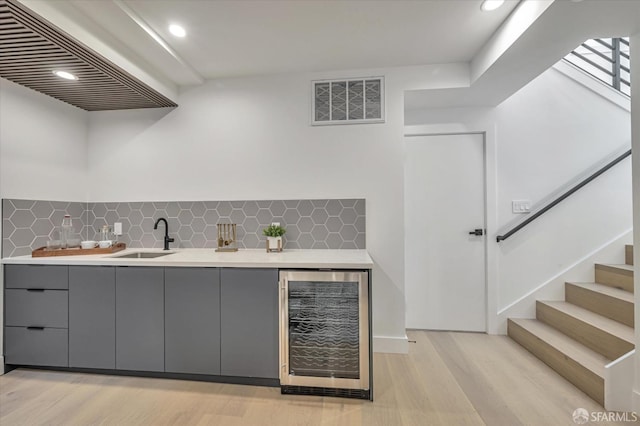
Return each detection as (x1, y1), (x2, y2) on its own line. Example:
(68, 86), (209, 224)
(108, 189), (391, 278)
(630, 33), (640, 414)
(405, 66), (632, 332)
(0, 77), (88, 372)
(86, 64), (469, 352)
(0, 78), (89, 201)
(0, 57), (632, 350)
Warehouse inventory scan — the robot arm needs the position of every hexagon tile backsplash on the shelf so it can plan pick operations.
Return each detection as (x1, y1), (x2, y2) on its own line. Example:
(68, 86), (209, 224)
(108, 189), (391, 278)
(2, 198), (365, 257)
(2, 199), (89, 258)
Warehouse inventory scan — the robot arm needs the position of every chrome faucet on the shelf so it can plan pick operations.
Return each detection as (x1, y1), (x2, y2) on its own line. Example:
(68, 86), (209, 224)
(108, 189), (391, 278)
(153, 218), (174, 250)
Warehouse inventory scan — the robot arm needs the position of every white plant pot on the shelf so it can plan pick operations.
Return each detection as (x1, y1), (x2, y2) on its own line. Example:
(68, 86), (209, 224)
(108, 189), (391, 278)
(267, 236), (283, 251)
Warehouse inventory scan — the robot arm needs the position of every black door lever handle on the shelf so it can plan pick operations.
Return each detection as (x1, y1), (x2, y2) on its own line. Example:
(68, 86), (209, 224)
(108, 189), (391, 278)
(469, 229), (484, 236)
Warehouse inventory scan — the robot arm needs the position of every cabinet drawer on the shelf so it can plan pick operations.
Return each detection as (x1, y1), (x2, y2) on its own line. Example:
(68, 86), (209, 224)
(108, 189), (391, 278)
(5, 265), (68, 289)
(5, 289), (68, 328)
(4, 326), (68, 367)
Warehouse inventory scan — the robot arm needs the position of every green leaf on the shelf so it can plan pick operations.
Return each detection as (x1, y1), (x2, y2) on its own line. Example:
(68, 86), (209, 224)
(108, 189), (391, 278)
(262, 224), (286, 237)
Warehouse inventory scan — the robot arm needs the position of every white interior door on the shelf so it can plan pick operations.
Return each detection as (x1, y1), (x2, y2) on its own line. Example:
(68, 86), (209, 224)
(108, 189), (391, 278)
(405, 133), (486, 332)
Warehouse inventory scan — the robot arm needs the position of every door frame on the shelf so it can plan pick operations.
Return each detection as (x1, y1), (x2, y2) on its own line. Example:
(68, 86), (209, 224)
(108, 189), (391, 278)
(404, 124), (498, 334)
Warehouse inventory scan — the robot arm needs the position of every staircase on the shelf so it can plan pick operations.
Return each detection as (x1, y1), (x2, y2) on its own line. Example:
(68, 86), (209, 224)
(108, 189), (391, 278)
(508, 245), (635, 406)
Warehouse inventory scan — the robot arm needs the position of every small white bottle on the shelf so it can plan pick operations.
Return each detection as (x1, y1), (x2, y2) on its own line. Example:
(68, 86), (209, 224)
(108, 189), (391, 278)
(61, 214), (73, 249)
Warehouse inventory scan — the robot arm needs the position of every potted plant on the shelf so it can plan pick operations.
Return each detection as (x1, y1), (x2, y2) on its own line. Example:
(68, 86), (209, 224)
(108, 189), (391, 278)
(263, 224), (286, 252)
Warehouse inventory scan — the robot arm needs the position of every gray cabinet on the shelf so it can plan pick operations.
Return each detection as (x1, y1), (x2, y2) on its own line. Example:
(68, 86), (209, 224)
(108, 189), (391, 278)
(69, 266), (116, 369)
(5, 327), (68, 367)
(220, 268), (279, 379)
(165, 267), (220, 375)
(5, 264), (68, 289)
(4, 264), (69, 367)
(5, 289), (68, 328)
(4, 263), (282, 382)
(115, 267), (164, 372)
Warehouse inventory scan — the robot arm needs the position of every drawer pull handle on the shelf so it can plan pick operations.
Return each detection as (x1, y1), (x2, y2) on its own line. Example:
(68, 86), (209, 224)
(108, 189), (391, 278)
(26, 289), (45, 292)
(27, 326), (45, 330)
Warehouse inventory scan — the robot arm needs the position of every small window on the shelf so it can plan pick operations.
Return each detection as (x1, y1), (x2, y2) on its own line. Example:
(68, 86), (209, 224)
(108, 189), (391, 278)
(312, 77), (384, 125)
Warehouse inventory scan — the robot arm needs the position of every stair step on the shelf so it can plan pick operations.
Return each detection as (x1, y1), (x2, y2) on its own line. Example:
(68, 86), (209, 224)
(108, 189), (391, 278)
(594, 264), (634, 293)
(508, 318), (606, 405)
(536, 301), (634, 360)
(565, 282), (634, 328)
(626, 245), (633, 266)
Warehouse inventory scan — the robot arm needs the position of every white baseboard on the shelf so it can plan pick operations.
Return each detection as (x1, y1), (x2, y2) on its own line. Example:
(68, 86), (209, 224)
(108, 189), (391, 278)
(373, 335), (408, 354)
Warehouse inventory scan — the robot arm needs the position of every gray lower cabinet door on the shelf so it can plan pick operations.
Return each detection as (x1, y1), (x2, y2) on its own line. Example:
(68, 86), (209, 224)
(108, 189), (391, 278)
(5, 264), (68, 289)
(5, 327), (68, 367)
(115, 267), (164, 372)
(5, 289), (68, 328)
(220, 268), (279, 379)
(165, 267), (220, 375)
(69, 266), (116, 369)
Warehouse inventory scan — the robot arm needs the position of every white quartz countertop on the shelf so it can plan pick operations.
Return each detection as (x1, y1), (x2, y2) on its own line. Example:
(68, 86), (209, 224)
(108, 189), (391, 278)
(1, 248), (373, 269)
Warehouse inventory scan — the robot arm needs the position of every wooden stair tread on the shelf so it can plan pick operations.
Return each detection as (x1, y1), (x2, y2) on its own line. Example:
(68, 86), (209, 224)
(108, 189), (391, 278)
(509, 318), (607, 377)
(539, 301), (634, 344)
(596, 264), (634, 274)
(566, 282), (634, 302)
(508, 246), (634, 407)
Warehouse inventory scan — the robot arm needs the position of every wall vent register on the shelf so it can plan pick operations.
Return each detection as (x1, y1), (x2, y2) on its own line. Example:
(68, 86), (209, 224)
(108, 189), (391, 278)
(312, 77), (384, 125)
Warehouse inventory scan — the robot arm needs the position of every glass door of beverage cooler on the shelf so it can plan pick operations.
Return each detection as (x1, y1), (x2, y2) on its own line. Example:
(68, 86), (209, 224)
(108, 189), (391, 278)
(279, 270), (369, 392)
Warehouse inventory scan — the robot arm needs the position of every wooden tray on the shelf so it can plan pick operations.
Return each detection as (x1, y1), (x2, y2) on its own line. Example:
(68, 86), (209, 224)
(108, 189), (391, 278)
(32, 242), (126, 257)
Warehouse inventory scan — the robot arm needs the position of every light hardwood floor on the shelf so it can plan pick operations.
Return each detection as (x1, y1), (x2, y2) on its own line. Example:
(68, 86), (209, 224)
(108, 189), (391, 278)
(0, 330), (633, 426)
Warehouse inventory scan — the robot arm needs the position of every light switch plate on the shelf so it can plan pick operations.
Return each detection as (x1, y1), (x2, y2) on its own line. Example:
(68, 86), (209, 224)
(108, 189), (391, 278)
(114, 222), (123, 235)
(512, 200), (532, 214)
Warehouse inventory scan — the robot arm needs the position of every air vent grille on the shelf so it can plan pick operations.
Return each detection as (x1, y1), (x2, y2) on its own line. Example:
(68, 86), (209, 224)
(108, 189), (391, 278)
(0, 0), (177, 111)
(312, 77), (384, 125)
(281, 385), (370, 400)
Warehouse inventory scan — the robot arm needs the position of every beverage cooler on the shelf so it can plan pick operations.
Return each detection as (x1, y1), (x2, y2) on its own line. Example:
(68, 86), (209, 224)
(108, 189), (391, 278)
(279, 270), (372, 400)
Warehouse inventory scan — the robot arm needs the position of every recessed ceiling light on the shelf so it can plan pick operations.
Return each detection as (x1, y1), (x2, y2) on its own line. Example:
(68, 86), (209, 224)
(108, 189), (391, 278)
(52, 70), (78, 80)
(480, 0), (505, 12)
(169, 24), (186, 37)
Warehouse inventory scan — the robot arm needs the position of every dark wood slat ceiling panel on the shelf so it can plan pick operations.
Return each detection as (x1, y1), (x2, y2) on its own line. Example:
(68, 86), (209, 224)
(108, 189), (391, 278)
(2, 71), (108, 79)
(2, 41), (53, 49)
(0, 33), (42, 41)
(0, 0), (177, 111)
(0, 57), (82, 65)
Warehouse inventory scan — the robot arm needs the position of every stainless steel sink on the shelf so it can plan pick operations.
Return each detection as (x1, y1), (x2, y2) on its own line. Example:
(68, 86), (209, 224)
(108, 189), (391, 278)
(112, 252), (174, 259)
